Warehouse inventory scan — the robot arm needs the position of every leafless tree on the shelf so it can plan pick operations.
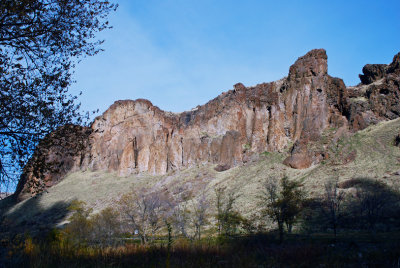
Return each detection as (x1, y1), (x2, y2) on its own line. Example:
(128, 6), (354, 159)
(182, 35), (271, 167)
(191, 192), (209, 240)
(119, 188), (173, 244)
(172, 191), (209, 240)
(172, 202), (191, 239)
(323, 177), (344, 240)
(215, 186), (242, 236)
(353, 180), (395, 230)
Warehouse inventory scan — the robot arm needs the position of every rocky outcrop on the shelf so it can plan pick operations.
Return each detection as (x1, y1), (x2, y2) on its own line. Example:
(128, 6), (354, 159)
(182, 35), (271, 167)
(359, 53), (400, 85)
(359, 64), (388, 85)
(15, 49), (400, 200)
(15, 125), (91, 201)
(346, 52), (400, 130)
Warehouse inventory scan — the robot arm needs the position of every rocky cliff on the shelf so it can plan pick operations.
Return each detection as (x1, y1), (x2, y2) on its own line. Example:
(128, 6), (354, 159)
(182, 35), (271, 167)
(15, 49), (400, 200)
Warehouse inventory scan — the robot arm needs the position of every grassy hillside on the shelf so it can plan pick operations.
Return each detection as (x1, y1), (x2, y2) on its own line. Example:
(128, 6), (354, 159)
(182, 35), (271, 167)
(2, 118), (400, 235)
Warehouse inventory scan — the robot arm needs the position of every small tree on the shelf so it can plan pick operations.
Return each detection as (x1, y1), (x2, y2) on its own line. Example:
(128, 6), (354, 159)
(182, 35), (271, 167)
(281, 177), (305, 233)
(172, 202), (191, 239)
(191, 192), (209, 240)
(119, 188), (173, 244)
(91, 207), (121, 247)
(260, 176), (305, 242)
(215, 187), (242, 237)
(323, 177), (344, 240)
(172, 192), (209, 241)
(353, 180), (395, 231)
(65, 200), (93, 245)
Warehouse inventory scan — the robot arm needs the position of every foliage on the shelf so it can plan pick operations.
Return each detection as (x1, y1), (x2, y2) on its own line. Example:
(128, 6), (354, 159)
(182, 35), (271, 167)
(119, 188), (174, 244)
(215, 187), (244, 237)
(349, 179), (400, 231)
(64, 200), (121, 247)
(301, 177), (400, 235)
(242, 143), (251, 151)
(91, 207), (122, 246)
(3, 177), (400, 267)
(260, 176), (306, 242)
(6, 231), (400, 267)
(0, 0), (117, 191)
(172, 191), (210, 241)
(65, 200), (93, 245)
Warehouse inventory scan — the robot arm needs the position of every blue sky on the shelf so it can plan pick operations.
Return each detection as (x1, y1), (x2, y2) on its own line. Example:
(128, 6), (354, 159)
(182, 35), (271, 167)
(70, 0), (400, 116)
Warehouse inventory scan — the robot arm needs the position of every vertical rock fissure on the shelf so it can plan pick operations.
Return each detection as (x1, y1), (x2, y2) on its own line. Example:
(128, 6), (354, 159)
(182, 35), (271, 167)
(166, 152), (169, 173)
(115, 153), (120, 169)
(266, 106), (272, 145)
(180, 137), (184, 165)
(166, 133), (169, 172)
(250, 107), (257, 146)
(133, 137), (138, 169)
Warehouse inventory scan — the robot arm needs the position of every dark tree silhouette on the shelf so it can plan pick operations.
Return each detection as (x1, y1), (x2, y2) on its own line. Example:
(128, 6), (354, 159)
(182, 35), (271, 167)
(0, 0), (117, 192)
(215, 187), (243, 237)
(323, 177), (344, 240)
(351, 179), (399, 231)
(261, 176), (305, 242)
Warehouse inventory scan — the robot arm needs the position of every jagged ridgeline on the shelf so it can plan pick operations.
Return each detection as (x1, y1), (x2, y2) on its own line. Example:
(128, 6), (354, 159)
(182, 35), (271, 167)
(15, 49), (400, 201)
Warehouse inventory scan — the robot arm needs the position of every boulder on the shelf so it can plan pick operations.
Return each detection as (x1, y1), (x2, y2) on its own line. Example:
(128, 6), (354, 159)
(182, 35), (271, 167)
(283, 140), (313, 169)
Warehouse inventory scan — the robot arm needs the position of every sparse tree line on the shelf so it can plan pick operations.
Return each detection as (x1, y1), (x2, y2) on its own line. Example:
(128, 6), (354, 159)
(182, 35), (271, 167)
(63, 176), (400, 247)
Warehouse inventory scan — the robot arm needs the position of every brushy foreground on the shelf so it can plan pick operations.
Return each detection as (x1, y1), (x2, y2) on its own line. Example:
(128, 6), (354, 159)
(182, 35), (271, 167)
(2, 232), (400, 267)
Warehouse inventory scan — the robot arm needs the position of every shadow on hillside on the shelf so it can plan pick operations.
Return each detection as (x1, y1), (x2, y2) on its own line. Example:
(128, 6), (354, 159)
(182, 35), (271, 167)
(0, 193), (71, 239)
(302, 177), (400, 233)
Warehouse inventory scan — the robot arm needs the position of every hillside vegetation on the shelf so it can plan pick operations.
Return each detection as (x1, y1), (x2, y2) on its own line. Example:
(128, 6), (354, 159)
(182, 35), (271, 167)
(2, 118), (400, 235)
(2, 118), (400, 267)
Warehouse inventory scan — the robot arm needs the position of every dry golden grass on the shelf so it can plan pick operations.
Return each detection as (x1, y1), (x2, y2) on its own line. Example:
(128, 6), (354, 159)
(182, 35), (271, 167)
(3, 118), (400, 231)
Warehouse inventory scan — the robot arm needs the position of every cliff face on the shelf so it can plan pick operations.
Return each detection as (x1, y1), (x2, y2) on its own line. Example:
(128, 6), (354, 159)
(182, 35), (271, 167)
(15, 49), (400, 200)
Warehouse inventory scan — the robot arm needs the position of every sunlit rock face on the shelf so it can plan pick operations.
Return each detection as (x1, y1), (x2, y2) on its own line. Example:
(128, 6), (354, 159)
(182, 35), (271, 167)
(84, 49), (342, 175)
(15, 49), (400, 200)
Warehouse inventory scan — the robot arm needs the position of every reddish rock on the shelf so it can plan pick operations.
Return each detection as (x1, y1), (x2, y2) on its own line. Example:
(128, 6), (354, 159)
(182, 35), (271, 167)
(283, 140), (313, 169)
(359, 64), (387, 85)
(288, 49), (328, 79)
(387, 52), (400, 75)
(214, 164), (231, 172)
(15, 125), (91, 201)
(346, 52), (400, 130)
(15, 49), (400, 200)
